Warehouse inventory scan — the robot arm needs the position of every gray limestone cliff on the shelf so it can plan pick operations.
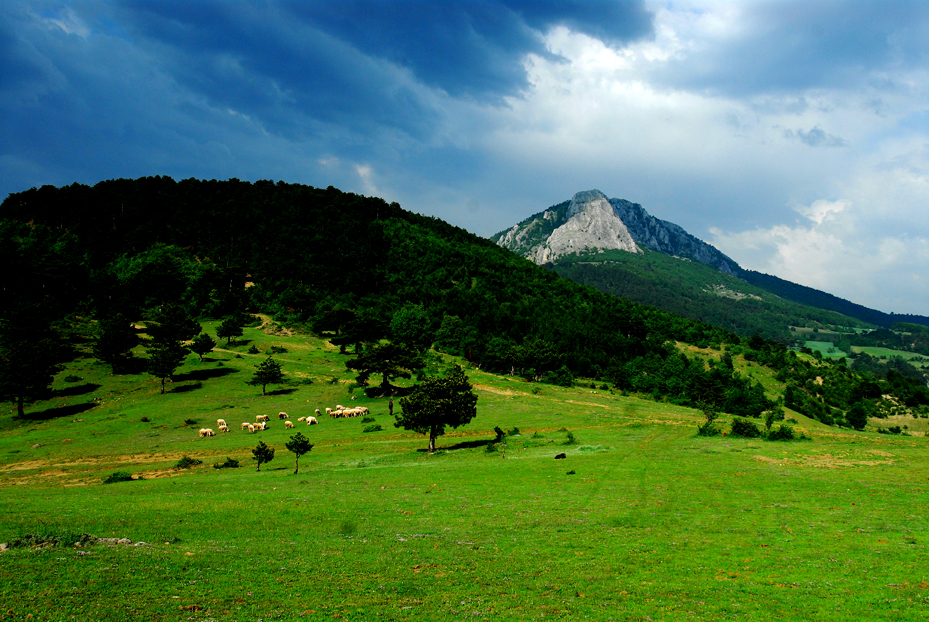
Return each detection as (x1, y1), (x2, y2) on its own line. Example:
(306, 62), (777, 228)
(492, 189), (740, 276)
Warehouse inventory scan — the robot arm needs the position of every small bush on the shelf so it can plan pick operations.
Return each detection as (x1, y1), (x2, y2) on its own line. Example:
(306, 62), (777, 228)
(140, 416), (150, 423)
(64, 375), (82, 383)
(531, 431), (545, 439)
(247, 345), (260, 354)
(361, 416), (376, 423)
(494, 426), (506, 442)
(786, 418), (798, 424)
(362, 424), (383, 433)
(697, 421), (722, 436)
(566, 470), (576, 475)
(300, 377), (314, 385)
(174, 456), (203, 470)
(270, 345), (288, 354)
(564, 430), (577, 445)
(183, 418), (197, 426)
(888, 425), (902, 434)
(485, 442), (498, 453)
(730, 417), (762, 438)
(767, 424), (796, 441)
(508, 427), (521, 436)
(328, 377), (340, 385)
(599, 383), (610, 391)
(531, 387), (542, 395)
(213, 457), (240, 469)
(103, 471), (136, 484)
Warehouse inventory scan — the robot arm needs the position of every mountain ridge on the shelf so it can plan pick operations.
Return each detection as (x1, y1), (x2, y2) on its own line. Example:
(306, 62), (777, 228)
(492, 189), (929, 332)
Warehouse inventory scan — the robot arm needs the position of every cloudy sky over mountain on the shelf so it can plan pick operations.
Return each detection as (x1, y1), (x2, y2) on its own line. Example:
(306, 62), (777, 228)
(3, 1), (929, 313)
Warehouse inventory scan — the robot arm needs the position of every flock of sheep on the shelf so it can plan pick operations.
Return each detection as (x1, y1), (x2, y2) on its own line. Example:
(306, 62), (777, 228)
(197, 406), (356, 437)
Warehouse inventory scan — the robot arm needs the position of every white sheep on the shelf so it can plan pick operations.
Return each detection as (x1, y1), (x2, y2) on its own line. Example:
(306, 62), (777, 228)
(297, 416), (307, 422)
(218, 424), (229, 433)
(247, 423), (256, 433)
(278, 412), (289, 420)
(285, 421), (294, 428)
(217, 418), (227, 428)
(256, 414), (269, 423)
(199, 428), (215, 437)
(241, 422), (251, 431)
(325, 407), (332, 416)
(306, 416), (318, 425)
(314, 408), (321, 415)
(254, 422), (267, 431)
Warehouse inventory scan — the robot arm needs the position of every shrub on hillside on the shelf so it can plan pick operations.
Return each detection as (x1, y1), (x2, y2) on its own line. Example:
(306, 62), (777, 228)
(697, 407), (721, 436)
(213, 457), (240, 469)
(730, 417), (762, 438)
(174, 456), (203, 470)
(767, 424), (796, 441)
(362, 424), (383, 433)
(361, 416), (375, 423)
(103, 471), (136, 484)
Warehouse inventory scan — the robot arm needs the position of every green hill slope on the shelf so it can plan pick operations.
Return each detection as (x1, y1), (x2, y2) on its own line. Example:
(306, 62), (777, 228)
(553, 249), (872, 340)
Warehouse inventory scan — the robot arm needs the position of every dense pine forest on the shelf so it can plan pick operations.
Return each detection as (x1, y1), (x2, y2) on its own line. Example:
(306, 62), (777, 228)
(2, 177), (927, 429)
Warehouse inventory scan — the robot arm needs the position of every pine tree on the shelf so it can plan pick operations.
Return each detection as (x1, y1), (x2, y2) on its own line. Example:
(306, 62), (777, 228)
(285, 432), (314, 474)
(189, 333), (216, 362)
(251, 441), (275, 472)
(248, 356), (284, 395)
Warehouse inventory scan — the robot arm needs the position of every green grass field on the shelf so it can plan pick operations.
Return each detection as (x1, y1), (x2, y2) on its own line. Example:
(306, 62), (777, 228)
(805, 341), (850, 360)
(851, 346), (929, 370)
(2, 321), (928, 620)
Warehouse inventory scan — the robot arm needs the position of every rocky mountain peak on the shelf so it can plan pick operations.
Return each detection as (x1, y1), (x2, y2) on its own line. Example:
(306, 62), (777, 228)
(492, 189), (742, 277)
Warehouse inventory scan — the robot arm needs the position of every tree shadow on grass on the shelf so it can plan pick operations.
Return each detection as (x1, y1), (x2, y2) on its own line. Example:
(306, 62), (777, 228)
(171, 382), (203, 394)
(266, 387), (298, 396)
(416, 438), (495, 452)
(17, 402), (97, 421)
(53, 383), (102, 398)
(174, 368), (239, 382)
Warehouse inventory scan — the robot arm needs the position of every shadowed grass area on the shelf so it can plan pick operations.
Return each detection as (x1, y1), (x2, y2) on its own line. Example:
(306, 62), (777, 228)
(0, 320), (927, 620)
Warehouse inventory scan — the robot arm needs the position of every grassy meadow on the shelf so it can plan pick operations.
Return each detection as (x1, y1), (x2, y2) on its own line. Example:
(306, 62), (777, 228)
(2, 321), (929, 620)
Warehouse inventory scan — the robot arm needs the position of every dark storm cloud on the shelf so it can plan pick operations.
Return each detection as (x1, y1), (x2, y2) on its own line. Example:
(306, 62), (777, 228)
(654, 0), (929, 97)
(283, 0), (652, 99)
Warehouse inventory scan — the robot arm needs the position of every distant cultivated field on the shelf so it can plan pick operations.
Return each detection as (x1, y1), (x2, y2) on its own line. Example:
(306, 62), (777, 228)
(804, 340), (850, 360)
(852, 346), (929, 369)
(1, 323), (927, 621)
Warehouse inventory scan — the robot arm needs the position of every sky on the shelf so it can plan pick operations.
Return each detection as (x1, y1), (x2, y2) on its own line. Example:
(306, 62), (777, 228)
(2, 1), (929, 314)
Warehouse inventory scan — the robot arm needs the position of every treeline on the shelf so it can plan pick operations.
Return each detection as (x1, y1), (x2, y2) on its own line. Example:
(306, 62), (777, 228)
(0, 176), (922, 428)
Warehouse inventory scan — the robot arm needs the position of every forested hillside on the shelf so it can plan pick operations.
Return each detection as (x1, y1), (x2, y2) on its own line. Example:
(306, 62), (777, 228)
(2, 177), (927, 429)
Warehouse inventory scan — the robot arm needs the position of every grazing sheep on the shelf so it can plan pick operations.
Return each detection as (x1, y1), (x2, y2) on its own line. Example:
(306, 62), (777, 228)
(198, 428), (209, 437)
(285, 421), (294, 428)
(256, 414), (270, 423)
(247, 424), (256, 433)
(314, 408), (321, 415)
(198, 428), (216, 437)
(336, 404), (345, 410)
(278, 412), (289, 420)
(217, 418), (227, 427)
(351, 396), (356, 401)
(218, 424), (229, 433)
(241, 422), (251, 431)
(325, 408), (332, 416)
(297, 416), (307, 422)
(306, 416), (318, 425)
(254, 422), (267, 431)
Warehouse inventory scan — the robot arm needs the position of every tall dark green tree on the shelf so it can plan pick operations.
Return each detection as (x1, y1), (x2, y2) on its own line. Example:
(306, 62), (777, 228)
(147, 341), (188, 394)
(145, 303), (200, 345)
(252, 441), (275, 472)
(395, 364), (478, 452)
(93, 314), (140, 373)
(346, 342), (425, 397)
(0, 328), (62, 417)
(390, 304), (433, 352)
(285, 432), (314, 474)
(216, 316), (244, 345)
(248, 356), (284, 395)
(189, 333), (216, 362)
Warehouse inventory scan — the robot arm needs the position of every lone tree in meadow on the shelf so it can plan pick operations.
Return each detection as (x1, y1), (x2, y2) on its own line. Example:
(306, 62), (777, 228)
(285, 432), (314, 474)
(395, 364), (478, 453)
(216, 316), (244, 345)
(248, 356), (284, 395)
(147, 341), (188, 394)
(0, 330), (63, 418)
(189, 332), (216, 362)
(252, 440), (275, 472)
